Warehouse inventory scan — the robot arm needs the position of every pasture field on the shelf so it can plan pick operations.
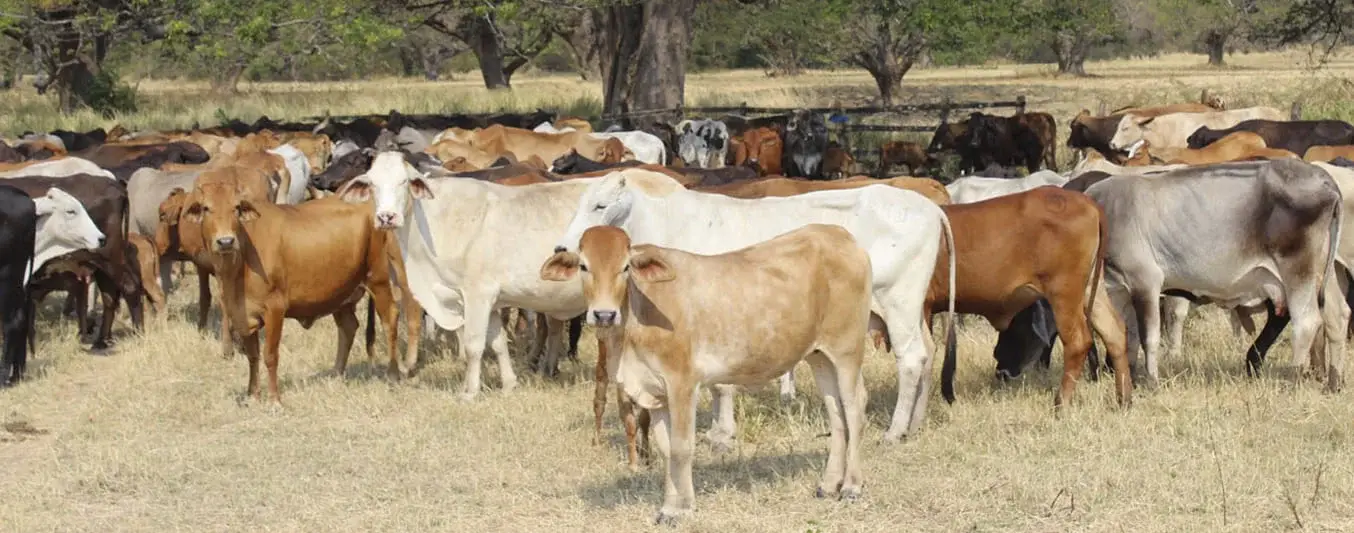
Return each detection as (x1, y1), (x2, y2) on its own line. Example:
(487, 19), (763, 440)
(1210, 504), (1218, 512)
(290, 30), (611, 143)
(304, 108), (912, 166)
(3, 52), (1354, 532)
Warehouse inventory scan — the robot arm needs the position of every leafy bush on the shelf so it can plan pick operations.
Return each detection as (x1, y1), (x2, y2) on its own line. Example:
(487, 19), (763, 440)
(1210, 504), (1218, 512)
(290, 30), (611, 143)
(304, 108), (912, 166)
(82, 69), (138, 118)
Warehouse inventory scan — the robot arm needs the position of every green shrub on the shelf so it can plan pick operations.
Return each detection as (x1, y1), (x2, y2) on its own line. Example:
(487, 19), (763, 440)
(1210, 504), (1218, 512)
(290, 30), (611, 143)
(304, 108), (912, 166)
(82, 69), (138, 118)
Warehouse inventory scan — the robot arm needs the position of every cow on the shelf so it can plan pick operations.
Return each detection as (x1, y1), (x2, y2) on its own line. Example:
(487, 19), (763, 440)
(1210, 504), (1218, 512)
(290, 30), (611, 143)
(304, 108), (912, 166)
(550, 150), (647, 175)
(464, 125), (631, 166)
(821, 142), (856, 179)
(783, 109), (829, 179)
(945, 170), (1068, 204)
(1108, 106), (1287, 155)
(675, 119), (729, 169)
(266, 144), (313, 205)
(14, 140), (66, 161)
(1187, 119), (1354, 158)
(335, 152), (599, 400)
(0, 158), (115, 180)
(74, 141), (211, 181)
(314, 116), (385, 148)
(539, 224), (872, 524)
(929, 188), (1133, 406)
(1087, 159), (1347, 387)
(701, 176), (952, 206)
(0, 141), (23, 163)
(124, 233), (165, 317)
(6, 175), (141, 351)
(48, 128), (107, 152)
(591, 130), (666, 165)
(1, 184), (105, 384)
(926, 121), (977, 173)
(1068, 104), (1226, 162)
(730, 126), (783, 176)
(1071, 151), (1184, 177)
(1153, 132), (1298, 165)
(964, 112), (1046, 174)
(878, 140), (932, 177)
(181, 182), (408, 401)
(311, 148), (375, 192)
(1304, 145), (1354, 163)
(552, 168), (955, 445)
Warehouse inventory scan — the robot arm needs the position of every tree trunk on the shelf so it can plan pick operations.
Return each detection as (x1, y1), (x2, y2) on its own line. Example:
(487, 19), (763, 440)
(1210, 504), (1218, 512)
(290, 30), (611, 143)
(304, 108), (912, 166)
(1053, 30), (1089, 76)
(398, 46), (418, 77)
(461, 15), (510, 89)
(851, 21), (922, 107)
(868, 64), (901, 106)
(210, 62), (247, 94)
(630, 0), (694, 112)
(420, 48), (443, 81)
(1205, 30), (1227, 66)
(600, 4), (644, 115)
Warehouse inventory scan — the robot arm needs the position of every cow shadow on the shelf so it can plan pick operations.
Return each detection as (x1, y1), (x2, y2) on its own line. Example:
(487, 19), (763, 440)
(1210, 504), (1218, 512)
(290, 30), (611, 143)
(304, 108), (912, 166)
(577, 449), (826, 510)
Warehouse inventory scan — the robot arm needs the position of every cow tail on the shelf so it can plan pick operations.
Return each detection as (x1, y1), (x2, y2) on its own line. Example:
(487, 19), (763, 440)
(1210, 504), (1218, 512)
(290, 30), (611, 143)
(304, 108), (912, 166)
(24, 235), (36, 357)
(1321, 200), (1342, 311)
(1085, 203), (1108, 321)
(939, 210), (959, 404)
(365, 296), (377, 357)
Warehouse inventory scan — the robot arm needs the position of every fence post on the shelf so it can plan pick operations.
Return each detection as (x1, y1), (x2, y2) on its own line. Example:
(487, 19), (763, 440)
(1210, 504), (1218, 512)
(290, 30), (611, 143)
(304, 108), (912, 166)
(1017, 95), (1027, 115)
(939, 97), (951, 123)
(1290, 101), (1303, 121)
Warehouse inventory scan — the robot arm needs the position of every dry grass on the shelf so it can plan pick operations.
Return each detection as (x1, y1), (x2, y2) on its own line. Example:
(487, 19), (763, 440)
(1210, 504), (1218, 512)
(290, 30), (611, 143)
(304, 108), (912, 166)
(4, 52), (1354, 532)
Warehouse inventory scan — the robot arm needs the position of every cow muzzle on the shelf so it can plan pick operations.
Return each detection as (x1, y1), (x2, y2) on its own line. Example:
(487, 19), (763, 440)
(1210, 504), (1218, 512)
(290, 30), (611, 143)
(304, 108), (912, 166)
(213, 235), (238, 252)
(375, 211), (403, 230)
(590, 309), (619, 327)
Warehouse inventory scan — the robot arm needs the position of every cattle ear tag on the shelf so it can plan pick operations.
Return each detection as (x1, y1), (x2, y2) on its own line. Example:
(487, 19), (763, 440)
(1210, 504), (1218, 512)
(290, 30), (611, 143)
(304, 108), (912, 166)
(540, 251), (580, 282)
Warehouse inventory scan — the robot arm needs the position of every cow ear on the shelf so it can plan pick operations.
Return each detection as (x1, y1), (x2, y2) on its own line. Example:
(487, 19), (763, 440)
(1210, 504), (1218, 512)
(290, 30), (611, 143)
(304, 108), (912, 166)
(540, 251), (581, 281)
(410, 177), (435, 200)
(236, 200), (260, 222)
(336, 177), (372, 203)
(183, 202), (204, 224)
(1136, 116), (1156, 127)
(32, 197), (55, 217)
(629, 249), (675, 283)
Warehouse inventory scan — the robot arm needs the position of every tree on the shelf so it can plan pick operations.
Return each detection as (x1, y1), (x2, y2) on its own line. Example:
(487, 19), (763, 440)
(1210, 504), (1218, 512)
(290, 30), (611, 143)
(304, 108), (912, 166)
(840, 0), (1012, 105)
(0, 0), (178, 113)
(736, 0), (848, 76)
(401, 1), (561, 90)
(1263, 0), (1354, 58)
(1147, 0), (1291, 66)
(587, 0), (700, 116)
(1021, 0), (1121, 76)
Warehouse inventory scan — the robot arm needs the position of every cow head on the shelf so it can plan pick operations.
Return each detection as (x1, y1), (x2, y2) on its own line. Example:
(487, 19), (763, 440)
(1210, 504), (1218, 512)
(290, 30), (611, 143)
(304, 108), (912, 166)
(183, 181), (260, 254)
(1185, 126), (1223, 150)
(541, 226), (673, 327)
(311, 149), (374, 192)
(551, 149), (585, 173)
(677, 131), (708, 168)
(555, 170), (681, 253)
(33, 187), (106, 263)
(927, 122), (968, 154)
(1108, 114), (1154, 155)
(336, 151), (432, 230)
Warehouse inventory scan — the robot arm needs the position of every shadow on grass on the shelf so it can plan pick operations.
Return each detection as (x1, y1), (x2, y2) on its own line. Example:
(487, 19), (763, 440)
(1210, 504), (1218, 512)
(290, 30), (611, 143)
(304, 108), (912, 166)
(577, 449), (828, 510)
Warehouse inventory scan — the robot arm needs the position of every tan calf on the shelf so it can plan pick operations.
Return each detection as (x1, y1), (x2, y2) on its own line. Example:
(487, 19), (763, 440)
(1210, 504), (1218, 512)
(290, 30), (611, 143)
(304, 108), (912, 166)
(1159, 131), (1297, 165)
(703, 176), (952, 205)
(184, 185), (408, 401)
(425, 139), (500, 170)
(541, 224), (872, 525)
(469, 124), (631, 164)
(125, 233), (166, 316)
(1304, 145), (1354, 163)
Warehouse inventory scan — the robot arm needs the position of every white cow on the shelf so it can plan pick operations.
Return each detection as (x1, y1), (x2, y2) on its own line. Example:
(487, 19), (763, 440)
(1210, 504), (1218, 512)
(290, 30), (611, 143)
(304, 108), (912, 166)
(945, 170), (1068, 204)
(27, 187), (106, 285)
(535, 124), (666, 165)
(1108, 106), (1286, 154)
(267, 145), (313, 205)
(0, 158), (115, 180)
(554, 168), (955, 444)
(335, 152), (594, 400)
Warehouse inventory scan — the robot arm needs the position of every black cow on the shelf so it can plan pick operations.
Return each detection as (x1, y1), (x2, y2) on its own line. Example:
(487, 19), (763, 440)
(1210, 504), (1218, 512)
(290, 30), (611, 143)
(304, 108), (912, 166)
(550, 150), (647, 175)
(0, 140), (23, 163)
(251, 115), (317, 133)
(48, 128), (107, 152)
(965, 112), (1044, 174)
(4, 175), (142, 351)
(311, 148), (375, 191)
(1187, 119), (1354, 157)
(926, 121), (982, 174)
(0, 184), (37, 386)
(95, 142), (212, 182)
(721, 114), (790, 138)
(783, 109), (829, 179)
(315, 117), (386, 148)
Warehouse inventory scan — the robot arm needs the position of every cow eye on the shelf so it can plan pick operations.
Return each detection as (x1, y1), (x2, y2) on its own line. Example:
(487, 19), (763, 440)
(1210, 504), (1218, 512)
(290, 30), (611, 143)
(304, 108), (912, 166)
(622, 264), (630, 273)
(593, 203), (606, 212)
(65, 209), (76, 216)
(579, 263), (589, 273)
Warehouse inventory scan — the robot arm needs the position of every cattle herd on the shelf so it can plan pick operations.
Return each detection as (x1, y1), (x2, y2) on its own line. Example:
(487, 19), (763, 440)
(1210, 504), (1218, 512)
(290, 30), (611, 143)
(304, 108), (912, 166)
(2, 96), (1353, 524)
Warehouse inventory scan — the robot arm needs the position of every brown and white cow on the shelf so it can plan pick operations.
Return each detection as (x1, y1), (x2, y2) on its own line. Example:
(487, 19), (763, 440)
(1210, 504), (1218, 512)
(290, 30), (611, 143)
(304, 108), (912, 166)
(541, 224), (872, 524)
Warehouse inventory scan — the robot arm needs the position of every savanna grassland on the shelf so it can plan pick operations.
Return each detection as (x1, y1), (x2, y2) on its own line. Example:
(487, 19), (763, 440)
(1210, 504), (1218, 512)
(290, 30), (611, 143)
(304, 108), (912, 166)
(2, 52), (1354, 532)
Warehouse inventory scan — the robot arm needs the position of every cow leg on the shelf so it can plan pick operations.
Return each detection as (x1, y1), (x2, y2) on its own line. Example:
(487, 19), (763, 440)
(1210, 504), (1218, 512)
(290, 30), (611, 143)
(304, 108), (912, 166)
(71, 281), (89, 339)
(654, 382), (697, 525)
(457, 297), (496, 400)
(1131, 284), (1165, 386)
(196, 269), (212, 331)
(567, 316), (583, 361)
(331, 303), (360, 376)
(1160, 296), (1190, 360)
(158, 257), (174, 296)
(1245, 302), (1286, 375)
(806, 352), (846, 498)
(593, 338), (609, 446)
(881, 309), (932, 443)
(1320, 272), (1348, 392)
(618, 387), (646, 472)
(1089, 284), (1133, 406)
(1230, 307), (1259, 338)
(487, 308), (517, 392)
(705, 384), (738, 453)
(218, 297), (234, 359)
(1, 281), (28, 385)
(88, 273), (119, 352)
(778, 371), (796, 401)
(262, 299), (287, 402)
(367, 288), (401, 379)
(243, 331), (262, 400)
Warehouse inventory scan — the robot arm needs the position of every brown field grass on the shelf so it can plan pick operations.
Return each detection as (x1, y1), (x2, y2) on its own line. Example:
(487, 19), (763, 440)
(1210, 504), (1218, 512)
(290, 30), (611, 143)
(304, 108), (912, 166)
(3, 52), (1354, 532)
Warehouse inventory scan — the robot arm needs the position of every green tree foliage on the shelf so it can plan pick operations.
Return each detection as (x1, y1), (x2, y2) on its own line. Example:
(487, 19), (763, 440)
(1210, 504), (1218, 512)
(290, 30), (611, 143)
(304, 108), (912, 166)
(1017, 0), (1122, 75)
(1146, 0), (1292, 65)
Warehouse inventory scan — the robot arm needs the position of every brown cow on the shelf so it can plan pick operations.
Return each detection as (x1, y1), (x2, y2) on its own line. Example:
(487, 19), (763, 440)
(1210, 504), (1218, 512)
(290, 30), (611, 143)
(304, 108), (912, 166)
(125, 233), (166, 316)
(703, 176), (951, 205)
(1158, 132), (1298, 165)
(182, 186), (406, 401)
(540, 224), (871, 523)
(425, 139), (500, 170)
(1303, 145), (1354, 163)
(1016, 112), (1058, 171)
(730, 127), (783, 176)
(1069, 104), (1219, 162)
(822, 142), (856, 179)
(467, 125), (631, 164)
(931, 187), (1132, 407)
(878, 140), (931, 176)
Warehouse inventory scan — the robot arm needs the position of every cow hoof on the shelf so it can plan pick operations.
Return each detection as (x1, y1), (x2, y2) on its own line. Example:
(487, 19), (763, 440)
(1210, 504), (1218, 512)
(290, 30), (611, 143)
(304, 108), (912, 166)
(456, 391), (478, 403)
(840, 486), (862, 502)
(880, 432), (905, 444)
(779, 392), (795, 403)
(653, 509), (688, 527)
(87, 343), (113, 356)
(815, 487), (837, 499)
(709, 439), (735, 455)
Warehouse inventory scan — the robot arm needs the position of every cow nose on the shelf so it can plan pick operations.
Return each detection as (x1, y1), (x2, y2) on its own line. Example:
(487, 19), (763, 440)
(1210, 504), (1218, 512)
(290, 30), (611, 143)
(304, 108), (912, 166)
(592, 310), (617, 325)
(96, 236), (107, 247)
(215, 236), (236, 249)
(376, 212), (396, 226)
(554, 245), (567, 253)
